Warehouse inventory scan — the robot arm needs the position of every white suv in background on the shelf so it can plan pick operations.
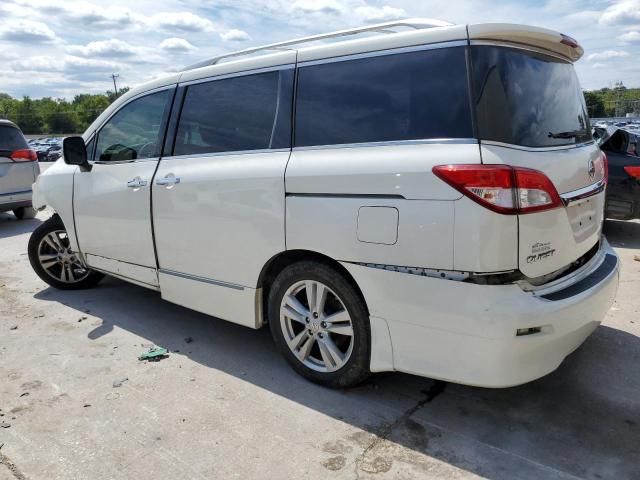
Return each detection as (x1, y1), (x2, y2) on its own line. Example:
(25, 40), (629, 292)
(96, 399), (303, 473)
(29, 19), (619, 388)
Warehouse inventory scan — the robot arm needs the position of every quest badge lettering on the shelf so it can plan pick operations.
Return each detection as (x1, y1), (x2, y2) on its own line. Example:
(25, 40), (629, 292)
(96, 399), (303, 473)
(527, 242), (556, 264)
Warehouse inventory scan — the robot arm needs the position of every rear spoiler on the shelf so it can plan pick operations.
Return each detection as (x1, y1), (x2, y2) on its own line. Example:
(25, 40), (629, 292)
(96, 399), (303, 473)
(467, 23), (584, 62)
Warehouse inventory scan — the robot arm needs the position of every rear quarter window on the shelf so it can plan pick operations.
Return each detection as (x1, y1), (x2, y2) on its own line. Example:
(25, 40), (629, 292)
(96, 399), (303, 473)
(0, 125), (29, 151)
(295, 46), (473, 147)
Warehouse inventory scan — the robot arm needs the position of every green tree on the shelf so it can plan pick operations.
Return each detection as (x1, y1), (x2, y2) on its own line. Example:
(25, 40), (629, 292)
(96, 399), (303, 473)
(13, 96), (44, 134)
(73, 94), (111, 130)
(584, 91), (605, 118)
(0, 93), (18, 121)
(47, 100), (80, 134)
(106, 87), (130, 103)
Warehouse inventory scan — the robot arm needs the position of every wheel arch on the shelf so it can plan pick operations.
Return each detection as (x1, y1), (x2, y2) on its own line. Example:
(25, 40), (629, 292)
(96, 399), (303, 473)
(257, 249), (369, 324)
(31, 164), (81, 254)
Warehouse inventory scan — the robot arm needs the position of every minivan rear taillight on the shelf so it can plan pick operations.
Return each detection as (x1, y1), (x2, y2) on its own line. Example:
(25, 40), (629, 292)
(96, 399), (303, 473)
(10, 149), (37, 162)
(433, 165), (562, 215)
(595, 152), (608, 183)
(624, 166), (640, 179)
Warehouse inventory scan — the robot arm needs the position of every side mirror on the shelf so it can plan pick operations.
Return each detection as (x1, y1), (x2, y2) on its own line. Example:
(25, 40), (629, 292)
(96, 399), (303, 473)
(63, 136), (91, 170)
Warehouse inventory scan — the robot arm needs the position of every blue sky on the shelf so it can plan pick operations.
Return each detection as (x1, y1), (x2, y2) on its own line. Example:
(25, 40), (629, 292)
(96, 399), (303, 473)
(0, 0), (638, 99)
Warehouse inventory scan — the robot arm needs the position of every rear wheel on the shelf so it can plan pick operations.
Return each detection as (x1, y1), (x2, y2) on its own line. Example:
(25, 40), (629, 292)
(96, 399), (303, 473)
(268, 261), (370, 388)
(28, 215), (104, 290)
(13, 207), (37, 220)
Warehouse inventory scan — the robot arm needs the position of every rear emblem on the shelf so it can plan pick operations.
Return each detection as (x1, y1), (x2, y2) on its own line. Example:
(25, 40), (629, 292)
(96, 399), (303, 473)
(588, 159), (596, 179)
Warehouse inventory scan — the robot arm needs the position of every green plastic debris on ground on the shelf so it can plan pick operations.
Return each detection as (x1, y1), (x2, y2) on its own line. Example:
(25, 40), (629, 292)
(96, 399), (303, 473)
(138, 346), (169, 362)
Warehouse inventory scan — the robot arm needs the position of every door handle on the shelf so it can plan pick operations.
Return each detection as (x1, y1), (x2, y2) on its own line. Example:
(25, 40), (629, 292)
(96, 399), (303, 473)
(156, 174), (181, 186)
(127, 176), (147, 188)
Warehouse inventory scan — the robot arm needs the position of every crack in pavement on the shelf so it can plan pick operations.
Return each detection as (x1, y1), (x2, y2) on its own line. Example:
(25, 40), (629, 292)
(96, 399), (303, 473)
(0, 449), (28, 480)
(352, 380), (447, 478)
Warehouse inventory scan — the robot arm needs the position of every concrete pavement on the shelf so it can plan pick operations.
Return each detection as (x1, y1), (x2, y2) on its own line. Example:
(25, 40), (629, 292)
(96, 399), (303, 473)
(0, 210), (639, 479)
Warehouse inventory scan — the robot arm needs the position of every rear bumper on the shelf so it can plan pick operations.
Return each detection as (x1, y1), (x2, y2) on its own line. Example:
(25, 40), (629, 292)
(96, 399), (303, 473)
(342, 239), (620, 387)
(0, 189), (33, 212)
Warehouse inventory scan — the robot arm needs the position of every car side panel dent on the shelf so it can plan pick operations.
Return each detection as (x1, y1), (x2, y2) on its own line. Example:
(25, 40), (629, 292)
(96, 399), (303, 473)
(31, 160), (81, 254)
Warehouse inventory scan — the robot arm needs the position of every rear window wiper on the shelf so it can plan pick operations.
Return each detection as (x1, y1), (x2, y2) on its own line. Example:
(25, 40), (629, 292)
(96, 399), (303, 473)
(548, 130), (587, 139)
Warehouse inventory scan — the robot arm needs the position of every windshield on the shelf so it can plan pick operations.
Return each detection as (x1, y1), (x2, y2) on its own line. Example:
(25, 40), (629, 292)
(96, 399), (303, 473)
(471, 46), (592, 148)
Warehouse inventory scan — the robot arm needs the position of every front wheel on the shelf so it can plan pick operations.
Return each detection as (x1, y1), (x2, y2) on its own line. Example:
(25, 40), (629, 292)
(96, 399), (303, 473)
(268, 261), (371, 388)
(28, 215), (104, 290)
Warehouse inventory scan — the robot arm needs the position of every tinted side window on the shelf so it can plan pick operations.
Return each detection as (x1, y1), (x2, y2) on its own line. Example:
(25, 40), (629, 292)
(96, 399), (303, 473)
(174, 69), (293, 156)
(96, 90), (170, 162)
(0, 125), (29, 151)
(295, 47), (472, 147)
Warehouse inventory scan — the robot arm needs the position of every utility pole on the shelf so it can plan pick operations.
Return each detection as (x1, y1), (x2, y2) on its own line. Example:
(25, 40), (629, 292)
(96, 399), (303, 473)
(614, 81), (625, 118)
(111, 73), (120, 98)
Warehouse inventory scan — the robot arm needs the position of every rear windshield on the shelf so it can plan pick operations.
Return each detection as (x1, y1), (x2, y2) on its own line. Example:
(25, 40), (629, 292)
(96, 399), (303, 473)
(0, 125), (29, 151)
(471, 46), (592, 148)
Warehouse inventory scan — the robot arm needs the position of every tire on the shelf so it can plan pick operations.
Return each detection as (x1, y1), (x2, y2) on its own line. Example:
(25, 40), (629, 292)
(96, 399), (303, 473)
(28, 215), (104, 290)
(13, 207), (37, 220)
(268, 261), (371, 388)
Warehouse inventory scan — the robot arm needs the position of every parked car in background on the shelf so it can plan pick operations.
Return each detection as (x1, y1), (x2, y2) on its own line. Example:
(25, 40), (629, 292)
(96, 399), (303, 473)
(28, 137), (64, 162)
(29, 20), (619, 389)
(46, 144), (63, 162)
(596, 126), (640, 220)
(0, 119), (40, 219)
(29, 140), (50, 162)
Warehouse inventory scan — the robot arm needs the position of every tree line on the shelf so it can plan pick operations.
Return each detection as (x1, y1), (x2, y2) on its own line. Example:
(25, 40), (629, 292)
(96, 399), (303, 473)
(0, 88), (130, 135)
(1, 83), (638, 135)
(583, 83), (640, 119)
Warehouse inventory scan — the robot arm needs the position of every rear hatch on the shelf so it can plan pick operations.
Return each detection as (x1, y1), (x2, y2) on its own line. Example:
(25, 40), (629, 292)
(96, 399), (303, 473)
(0, 124), (37, 196)
(469, 41), (605, 278)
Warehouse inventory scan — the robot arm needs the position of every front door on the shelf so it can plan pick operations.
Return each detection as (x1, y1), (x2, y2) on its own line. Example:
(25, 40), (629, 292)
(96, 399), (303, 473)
(74, 88), (173, 288)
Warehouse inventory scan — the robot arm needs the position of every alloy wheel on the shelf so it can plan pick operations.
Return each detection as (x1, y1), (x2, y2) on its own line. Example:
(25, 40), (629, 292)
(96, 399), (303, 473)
(280, 280), (354, 373)
(36, 230), (90, 284)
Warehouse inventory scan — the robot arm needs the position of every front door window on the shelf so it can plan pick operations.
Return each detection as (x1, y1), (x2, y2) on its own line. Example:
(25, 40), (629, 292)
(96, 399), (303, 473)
(95, 90), (170, 162)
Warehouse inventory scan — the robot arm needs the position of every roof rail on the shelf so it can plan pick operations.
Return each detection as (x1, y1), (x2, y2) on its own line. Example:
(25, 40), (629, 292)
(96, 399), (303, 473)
(183, 18), (453, 71)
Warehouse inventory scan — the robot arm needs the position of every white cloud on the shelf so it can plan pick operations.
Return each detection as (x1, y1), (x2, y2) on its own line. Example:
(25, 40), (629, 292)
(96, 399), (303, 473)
(291, 0), (344, 15)
(220, 29), (251, 42)
(354, 5), (406, 23)
(599, 0), (640, 25)
(147, 12), (216, 32)
(564, 10), (600, 25)
(6, 53), (120, 81)
(160, 37), (197, 52)
(63, 55), (121, 72)
(618, 30), (640, 43)
(11, 0), (135, 28)
(0, 19), (58, 43)
(59, 3), (134, 27)
(0, 0), (639, 97)
(586, 50), (631, 62)
(10, 56), (64, 72)
(67, 39), (140, 58)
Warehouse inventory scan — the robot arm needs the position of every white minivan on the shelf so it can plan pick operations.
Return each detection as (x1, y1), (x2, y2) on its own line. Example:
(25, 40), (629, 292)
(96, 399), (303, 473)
(29, 19), (619, 388)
